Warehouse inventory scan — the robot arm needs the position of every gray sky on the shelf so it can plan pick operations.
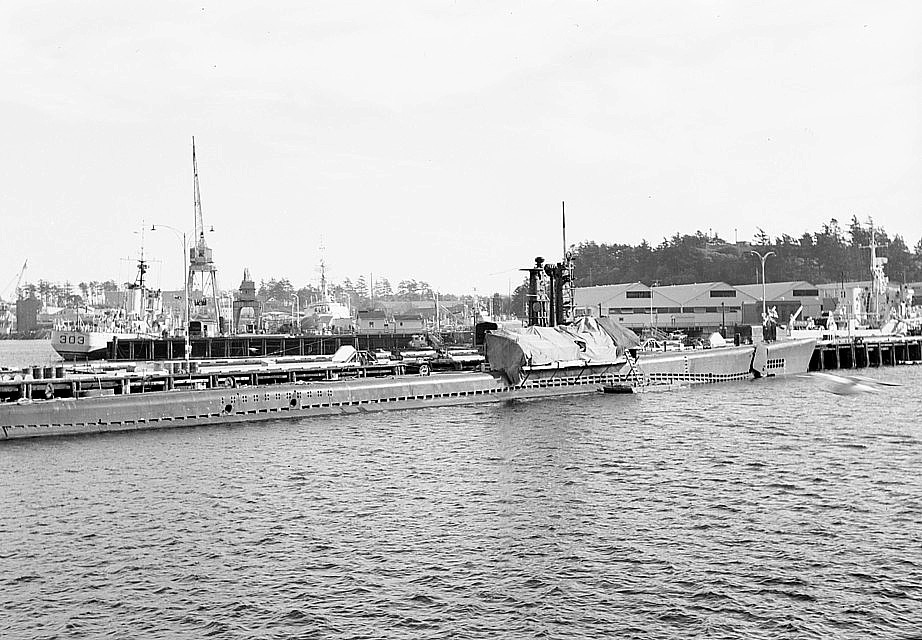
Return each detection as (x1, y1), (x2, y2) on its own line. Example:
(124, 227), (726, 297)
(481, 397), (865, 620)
(2, 1), (920, 296)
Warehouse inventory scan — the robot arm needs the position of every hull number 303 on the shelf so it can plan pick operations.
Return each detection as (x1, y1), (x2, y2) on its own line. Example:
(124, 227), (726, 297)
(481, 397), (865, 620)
(59, 334), (86, 345)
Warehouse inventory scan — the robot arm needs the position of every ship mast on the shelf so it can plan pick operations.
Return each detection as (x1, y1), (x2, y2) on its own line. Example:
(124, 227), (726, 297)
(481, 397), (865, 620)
(129, 223), (149, 292)
(318, 239), (329, 301)
(860, 217), (887, 326)
(562, 201), (574, 323)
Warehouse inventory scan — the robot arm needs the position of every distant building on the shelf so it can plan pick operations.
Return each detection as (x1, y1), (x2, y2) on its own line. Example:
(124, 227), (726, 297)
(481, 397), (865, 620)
(362, 299), (473, 330)
(393, 313), (425, 332)
(576, 278), (853, 332)
(575, 281), (757, 332)
(356, 309), (391, 334)
(655, 282), (756, 332)
(573, 282), (653, 324)
(735, 281), (826, 325)
(15, 297), (42, 335)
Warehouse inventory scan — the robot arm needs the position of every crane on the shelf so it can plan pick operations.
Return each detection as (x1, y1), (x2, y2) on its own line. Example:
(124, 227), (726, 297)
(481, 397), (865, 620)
(192, 137), (207, 256)
(187, 138), (223, 335)
(1, 259), (27, 302)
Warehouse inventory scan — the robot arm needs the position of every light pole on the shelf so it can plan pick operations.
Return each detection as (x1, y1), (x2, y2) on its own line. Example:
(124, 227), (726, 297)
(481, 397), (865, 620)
(650, 280), (659, 332)
(749, 250), (775, 317)
(290, 293), (300, 335)
(152, 224), (190, 361)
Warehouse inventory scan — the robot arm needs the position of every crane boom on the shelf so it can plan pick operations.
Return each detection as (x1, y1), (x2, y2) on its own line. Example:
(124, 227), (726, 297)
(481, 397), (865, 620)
(1, 259), (27, 302)
(192, 137), (206, 250)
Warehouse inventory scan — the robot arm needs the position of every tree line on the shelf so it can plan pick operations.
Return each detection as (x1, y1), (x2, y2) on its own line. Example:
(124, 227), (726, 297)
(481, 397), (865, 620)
(22, 216), (920, 316)
(257, 276), (464, 309)
(17, 280), (120, 308)
(571, 217), (922, 288)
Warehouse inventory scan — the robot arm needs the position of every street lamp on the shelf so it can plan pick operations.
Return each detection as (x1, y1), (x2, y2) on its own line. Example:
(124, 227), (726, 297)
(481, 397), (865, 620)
(749, 250), (776, 317)
(151, 224), (190, 361)
(290, 293), (300, 335)
(649, 280), (659, 332)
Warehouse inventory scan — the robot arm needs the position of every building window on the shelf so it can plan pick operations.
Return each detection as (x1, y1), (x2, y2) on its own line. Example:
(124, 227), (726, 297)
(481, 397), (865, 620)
(709, 290), (736, 298)
(368, 321), (374, 327)
(626, 291), (651, 299)
(792, 289), (819, 297)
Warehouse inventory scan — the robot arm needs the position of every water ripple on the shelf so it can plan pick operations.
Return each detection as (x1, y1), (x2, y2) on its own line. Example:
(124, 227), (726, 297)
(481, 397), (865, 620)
(2, 368), (922, 638)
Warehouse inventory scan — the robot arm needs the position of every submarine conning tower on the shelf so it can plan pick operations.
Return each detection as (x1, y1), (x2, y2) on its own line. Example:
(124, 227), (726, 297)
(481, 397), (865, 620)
(522, 255), (572, 328)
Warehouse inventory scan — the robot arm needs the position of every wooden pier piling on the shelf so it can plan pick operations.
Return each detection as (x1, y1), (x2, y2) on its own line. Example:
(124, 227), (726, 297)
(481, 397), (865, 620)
(809, 335), (922, 371)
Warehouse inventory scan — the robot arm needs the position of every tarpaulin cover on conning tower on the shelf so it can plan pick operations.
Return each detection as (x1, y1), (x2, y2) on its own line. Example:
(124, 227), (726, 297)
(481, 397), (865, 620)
(593, 316), (642, 349)
(557, 317), (624, 362)
(484, 322), (625, 384)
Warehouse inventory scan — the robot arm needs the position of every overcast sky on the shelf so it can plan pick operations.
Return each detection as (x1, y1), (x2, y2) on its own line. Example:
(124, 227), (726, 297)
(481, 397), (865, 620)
(2, 1), (920, 296)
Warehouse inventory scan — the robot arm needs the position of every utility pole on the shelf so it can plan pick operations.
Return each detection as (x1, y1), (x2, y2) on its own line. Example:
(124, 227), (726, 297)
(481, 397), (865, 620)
(750, 250), (775, 316)
(650, 280), (659, 332)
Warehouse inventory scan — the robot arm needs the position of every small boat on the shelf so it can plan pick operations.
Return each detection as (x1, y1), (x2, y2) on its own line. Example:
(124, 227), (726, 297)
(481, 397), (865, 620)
(601, 383), (635, 394)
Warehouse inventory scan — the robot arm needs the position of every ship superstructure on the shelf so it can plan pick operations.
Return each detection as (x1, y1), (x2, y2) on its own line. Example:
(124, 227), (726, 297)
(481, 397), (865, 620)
(307, 245), (352, 333)
(51, 230), (167, 359)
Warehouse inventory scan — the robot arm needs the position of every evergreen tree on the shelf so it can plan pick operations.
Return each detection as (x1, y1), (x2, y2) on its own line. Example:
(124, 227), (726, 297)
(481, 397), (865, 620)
(375, 277), (393, 298)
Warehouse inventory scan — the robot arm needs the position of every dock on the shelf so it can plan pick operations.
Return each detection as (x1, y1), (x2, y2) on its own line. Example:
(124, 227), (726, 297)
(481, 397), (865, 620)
(809, 335), (922, 371)
(0, 357), (409, 403)
(107, 332), (473, 362)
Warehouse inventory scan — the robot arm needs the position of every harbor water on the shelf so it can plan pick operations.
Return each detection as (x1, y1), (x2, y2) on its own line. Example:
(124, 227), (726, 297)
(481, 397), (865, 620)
(1, 342), (921, 638)
(0, 339), (63, 368)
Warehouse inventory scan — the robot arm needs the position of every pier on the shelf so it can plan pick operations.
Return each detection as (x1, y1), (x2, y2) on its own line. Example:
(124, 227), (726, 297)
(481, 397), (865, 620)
(0, 358), (409, 403)
(107, 332), (473, 362)
(809, 335), (922, 371)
